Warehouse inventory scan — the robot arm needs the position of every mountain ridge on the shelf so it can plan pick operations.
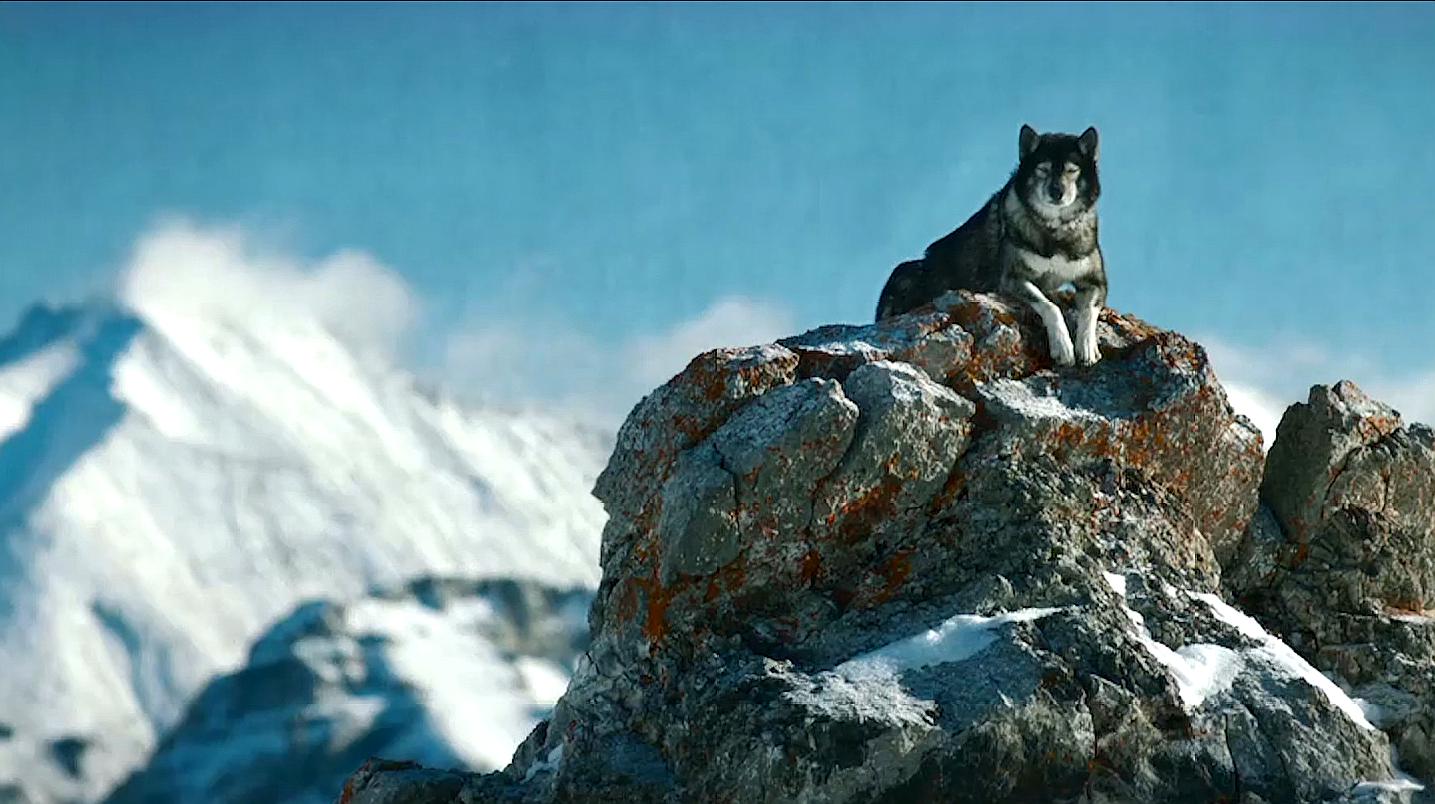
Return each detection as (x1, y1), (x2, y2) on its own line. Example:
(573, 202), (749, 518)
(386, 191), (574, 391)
(0, 290), (611, 802)
(105, 576), (594, 804)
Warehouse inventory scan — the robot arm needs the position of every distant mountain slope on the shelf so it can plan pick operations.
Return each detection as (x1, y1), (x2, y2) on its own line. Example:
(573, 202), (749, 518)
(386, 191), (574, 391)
(0, 291), (609, 802)
(104, 577), (591, 804)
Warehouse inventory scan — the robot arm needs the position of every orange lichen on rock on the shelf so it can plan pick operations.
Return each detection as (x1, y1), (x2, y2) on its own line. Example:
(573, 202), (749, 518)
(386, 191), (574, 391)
(864, 550), (913, 607)
(799, 549), (823, 586)
(641, 568), (676, 643)
(830, 475), (905, 544)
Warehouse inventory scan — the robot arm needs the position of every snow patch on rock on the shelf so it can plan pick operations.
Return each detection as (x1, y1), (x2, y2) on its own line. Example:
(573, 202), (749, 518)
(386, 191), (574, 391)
(836, 607), (1063, 680)
(1104, 572), (1241, 709)
(1192, 592), (1376, 731)
(1102, 572), (1376, 730)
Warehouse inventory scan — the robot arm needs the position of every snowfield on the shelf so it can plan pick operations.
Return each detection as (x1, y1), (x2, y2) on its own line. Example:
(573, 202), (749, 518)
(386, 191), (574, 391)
(0, 228), (611, 802)
(104, 578), (593, 804)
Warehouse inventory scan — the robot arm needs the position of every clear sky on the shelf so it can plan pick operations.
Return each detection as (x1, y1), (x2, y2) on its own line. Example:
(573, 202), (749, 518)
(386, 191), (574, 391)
(2, 2), (1433, 424)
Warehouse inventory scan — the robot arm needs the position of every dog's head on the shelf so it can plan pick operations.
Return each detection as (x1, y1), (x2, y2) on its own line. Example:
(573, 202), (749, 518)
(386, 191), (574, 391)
(1014, 124), (1100, 218)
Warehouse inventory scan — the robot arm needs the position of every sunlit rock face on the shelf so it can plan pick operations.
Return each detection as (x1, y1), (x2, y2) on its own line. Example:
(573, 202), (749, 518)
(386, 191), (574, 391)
(343, 292), (1431, 804)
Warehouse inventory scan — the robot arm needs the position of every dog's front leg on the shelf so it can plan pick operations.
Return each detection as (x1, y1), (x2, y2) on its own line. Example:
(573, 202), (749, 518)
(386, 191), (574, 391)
(1015, 280), (1075, 366)
(1073, 281), (1104, 366)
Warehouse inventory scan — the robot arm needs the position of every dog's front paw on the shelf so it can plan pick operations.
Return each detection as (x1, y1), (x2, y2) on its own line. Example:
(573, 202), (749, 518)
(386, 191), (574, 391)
(1075, 337), (1101, 366)
(1049, 331), (1076, 367)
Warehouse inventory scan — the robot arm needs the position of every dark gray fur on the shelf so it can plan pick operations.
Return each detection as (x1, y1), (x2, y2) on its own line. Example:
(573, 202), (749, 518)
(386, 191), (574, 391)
(875, 125), (1107, 365)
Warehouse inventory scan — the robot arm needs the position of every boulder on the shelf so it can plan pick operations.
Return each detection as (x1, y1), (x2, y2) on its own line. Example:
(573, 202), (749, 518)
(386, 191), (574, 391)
(340, 293), (1422, 804)
(1231, 381), (1435, 782)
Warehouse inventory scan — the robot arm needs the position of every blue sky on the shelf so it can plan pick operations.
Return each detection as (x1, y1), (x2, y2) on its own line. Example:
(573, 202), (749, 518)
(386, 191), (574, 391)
(2, 2), (1433, 424)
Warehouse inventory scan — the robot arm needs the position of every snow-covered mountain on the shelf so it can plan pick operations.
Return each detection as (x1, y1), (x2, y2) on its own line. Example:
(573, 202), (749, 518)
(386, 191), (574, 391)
(105, 577), (591, 804)
(0, 256), (611, 802)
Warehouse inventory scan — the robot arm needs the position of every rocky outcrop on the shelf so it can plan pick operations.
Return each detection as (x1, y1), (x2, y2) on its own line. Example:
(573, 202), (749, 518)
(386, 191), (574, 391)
(1228, 382), (1435, 782)
(340, 292), (1426, 803)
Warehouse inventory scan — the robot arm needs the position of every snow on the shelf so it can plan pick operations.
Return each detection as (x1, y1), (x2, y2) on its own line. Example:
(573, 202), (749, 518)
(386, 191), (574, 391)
(1353, 776), (1426, 794)
(1103, 572), (1240, 709)
(0, 276), (610, 801)
(105, 580), (589, 804)
(344, 598), (553, 771)
(1192, 592), (1376, 731)
(836, 607), (1062, 679)
(0, 339), (78, 440)
(1388, 612), (1434, 624)
(1101, 570), (1128, 597)
(314, 590), (582, 776)
(1144, 641), (1243, 711)
(820, 606), (1063, 738)
(1102, 572), (1377, 731)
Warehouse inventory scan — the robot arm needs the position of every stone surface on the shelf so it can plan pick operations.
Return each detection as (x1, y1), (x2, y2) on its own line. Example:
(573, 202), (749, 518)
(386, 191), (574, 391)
(1230, 381), (1435, 782)
(1259, 382), (1407, 548)
(338, 293), (1430, 804)
(338, 760), (466, 804)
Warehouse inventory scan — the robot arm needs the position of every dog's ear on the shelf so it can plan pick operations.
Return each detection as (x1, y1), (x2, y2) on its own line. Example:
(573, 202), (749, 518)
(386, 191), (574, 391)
(1078, 126), (1099, 161)
(1019, 124), (1040, 158)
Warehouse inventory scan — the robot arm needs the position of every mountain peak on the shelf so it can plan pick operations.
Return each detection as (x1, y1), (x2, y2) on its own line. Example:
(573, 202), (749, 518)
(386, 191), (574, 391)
(0, 270), (610, 802)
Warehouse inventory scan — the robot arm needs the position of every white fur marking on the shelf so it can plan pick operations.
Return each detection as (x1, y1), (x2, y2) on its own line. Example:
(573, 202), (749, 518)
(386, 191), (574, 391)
(1075, 301), (1100, 365)
(1017, 248), (1093, 284)
(1020, 280), (1074, 366)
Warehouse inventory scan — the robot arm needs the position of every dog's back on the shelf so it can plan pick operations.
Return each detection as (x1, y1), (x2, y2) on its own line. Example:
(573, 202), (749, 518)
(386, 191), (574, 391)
(874, 193), (1002, 321)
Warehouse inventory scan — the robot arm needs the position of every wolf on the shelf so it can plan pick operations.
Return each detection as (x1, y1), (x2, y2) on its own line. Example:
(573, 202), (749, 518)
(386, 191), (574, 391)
(875, 124), (1106, 366)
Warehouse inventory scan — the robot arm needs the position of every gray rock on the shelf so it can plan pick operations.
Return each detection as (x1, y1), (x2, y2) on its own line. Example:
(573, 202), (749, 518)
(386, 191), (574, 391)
(1260, 381), (1406, 547)
(1230, 381), (1435, 783)
(974, 332), (1263, 564)
(810, 361), (974, 547)
(340, 294), (1424, 804)
(338, 760), (467, 804)
(593, 344), (799, 531)
(654, 444), (739, 583)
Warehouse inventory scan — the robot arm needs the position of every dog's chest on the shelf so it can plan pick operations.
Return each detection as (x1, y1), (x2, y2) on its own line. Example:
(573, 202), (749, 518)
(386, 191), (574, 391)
(1016, 248), (1095, 283)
